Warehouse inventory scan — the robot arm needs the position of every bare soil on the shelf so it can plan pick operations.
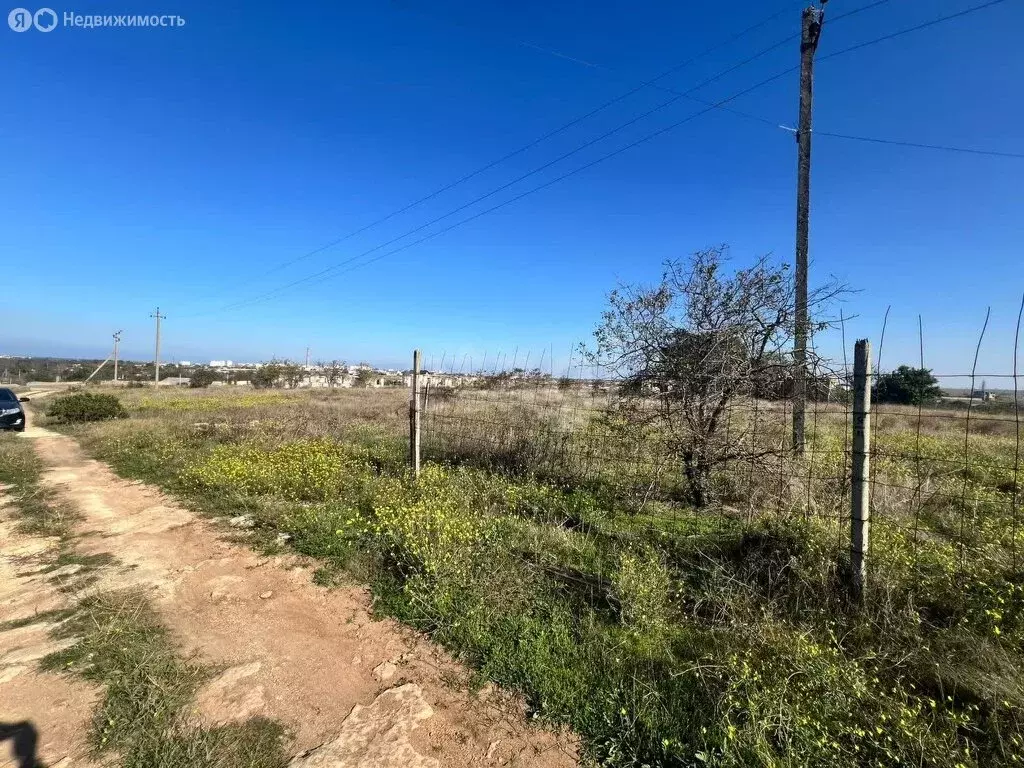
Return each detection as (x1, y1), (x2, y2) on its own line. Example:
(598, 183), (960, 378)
(0, 415), (577, 767)
(0, 494), (98, 768)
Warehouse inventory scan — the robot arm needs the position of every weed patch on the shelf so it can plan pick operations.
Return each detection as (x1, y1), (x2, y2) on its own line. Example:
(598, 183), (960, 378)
(3, 433), (287, 768)
(0, 433), (80, 538)
(0, 607), (76, 632)
(63, 389), (1024, 767)
(43, 590), (289, 768)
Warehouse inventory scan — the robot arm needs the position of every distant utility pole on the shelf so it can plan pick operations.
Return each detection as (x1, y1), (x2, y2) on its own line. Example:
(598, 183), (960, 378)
(792, 1), (825, 456)
(150, 308), (165, 386)
(305, 347), (311, 368)
(112, 330), (123, 383)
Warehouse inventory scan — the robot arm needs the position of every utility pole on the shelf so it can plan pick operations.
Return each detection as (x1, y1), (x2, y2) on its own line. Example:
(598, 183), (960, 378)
(112, 330), (123, 383)
(792, 1), (825, 455)
(305, 346), (311, 369)
(150, 308), (165, 386)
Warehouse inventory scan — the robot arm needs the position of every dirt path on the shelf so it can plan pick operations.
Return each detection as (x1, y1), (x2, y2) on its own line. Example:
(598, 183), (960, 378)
(0, 511), (99, 768)
(2, 418), (577, 767)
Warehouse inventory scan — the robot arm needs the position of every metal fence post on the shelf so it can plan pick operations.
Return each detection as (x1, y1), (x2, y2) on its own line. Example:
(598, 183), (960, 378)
(410, 349), (421, 478)
(851, 338), (872, 601)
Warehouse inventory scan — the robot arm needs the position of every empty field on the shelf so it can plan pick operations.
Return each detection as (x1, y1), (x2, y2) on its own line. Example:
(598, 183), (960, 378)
(51, 384), (1024, 767)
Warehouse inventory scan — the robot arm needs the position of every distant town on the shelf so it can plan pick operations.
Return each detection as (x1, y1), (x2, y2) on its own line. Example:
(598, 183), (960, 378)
(1, 355), (394, 387)
(0, 354), (493, 390)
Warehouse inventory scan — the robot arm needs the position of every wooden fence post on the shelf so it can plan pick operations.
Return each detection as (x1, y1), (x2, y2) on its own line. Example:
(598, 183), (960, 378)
(410, 349), (421, 478)
(851, 338), (872, 601)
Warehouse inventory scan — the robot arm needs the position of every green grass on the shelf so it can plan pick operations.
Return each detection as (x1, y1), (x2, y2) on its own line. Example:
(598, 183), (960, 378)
(42, 591), (289, 768)
(0, 607), (77, 632)
(39, 550), (117, 573)
(64, 391), (1024, 767)
(0, 432), (80, 538)
(2, 433), (289, 768)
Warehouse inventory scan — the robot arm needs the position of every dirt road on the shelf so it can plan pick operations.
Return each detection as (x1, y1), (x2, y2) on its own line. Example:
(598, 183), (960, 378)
(1, 411), (576, 767)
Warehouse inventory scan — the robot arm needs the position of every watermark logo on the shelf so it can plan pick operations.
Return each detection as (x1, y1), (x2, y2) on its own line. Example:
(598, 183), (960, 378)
(8, 8), (185, 30)
(34, 7), (55, 30)
(8, 7), (31, 30)
(8, 7), (56, 30)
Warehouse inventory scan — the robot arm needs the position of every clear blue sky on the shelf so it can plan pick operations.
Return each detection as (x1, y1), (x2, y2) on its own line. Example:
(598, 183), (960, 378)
(2, 0), (1022, 379)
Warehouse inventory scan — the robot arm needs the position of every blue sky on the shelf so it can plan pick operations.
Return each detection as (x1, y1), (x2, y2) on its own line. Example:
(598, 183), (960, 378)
(2, 0), (1022, 378)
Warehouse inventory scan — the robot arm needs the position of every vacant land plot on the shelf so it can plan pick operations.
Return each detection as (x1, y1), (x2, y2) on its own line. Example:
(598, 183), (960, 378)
(3, 405), (577, 768)
(57, 384), (1024, 767)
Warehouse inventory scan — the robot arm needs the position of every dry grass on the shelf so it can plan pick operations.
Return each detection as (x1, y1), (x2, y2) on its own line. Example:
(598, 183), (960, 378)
(57, 383), (1024, 767)
(106, 386), (408, 445)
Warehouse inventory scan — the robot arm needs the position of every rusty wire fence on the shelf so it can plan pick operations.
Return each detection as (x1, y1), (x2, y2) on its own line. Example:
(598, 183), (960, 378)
(410, 341), (1023, 599)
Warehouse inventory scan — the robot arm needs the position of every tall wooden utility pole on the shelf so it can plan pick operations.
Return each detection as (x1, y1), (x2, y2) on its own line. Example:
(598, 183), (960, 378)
(792, 1), (825, 455)
(151, 308), (165, 386)
(112, 330), (123, 383)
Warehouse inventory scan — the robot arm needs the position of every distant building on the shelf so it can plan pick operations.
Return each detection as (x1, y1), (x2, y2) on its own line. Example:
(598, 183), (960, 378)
(209, 360), (234, 368)
(179, 360), (192, 366)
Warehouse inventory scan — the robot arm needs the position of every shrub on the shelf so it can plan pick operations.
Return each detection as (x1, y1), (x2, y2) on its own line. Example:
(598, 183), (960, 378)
(46, 392), (127, 424)
(874, 365), (942, 405)
(188, 368), (218, 388)
(252, 364), (282, 389)
(426, 385), (457, 403)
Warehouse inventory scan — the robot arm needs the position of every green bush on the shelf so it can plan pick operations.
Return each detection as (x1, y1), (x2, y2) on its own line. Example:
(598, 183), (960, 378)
(188, 368), (218, 388)
(252, 364), (282, 389)
(874, 365), (942, 405)
(47, 392), (128, 424)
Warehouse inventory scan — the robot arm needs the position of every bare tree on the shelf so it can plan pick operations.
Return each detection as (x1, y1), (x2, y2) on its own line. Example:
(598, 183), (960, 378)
(325, 360), (347, 388)
(279, 361), (306, 389)
(586, 246), (846, 507)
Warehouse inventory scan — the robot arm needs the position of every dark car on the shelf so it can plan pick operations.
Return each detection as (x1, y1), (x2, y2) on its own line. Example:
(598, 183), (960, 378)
(0, 388), (29, 432)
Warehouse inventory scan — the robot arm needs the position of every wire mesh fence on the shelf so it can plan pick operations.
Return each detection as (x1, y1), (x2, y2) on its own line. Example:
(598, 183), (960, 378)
(411, 344), (1023, 600)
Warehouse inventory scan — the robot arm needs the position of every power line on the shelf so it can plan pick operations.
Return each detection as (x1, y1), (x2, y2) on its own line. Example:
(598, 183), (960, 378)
(421, 0), (1021, 161)
(227, 2), (799, 285)
(555, 0), (892, 127)
(815, 130), (1024, 159)
(414, 0), (1022, 163)
(203, 4), (901, 317)
(200, 72), (859, 314)
(817, 0), (1011, 64)
(195, 28), (806, 316)
(204, 0), (1012, 314)
(518, 0), (891, 113)
(242, 0), (894, 289)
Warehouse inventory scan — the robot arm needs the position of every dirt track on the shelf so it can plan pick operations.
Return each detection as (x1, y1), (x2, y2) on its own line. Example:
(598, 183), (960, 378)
(1, 410), (576, 767)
